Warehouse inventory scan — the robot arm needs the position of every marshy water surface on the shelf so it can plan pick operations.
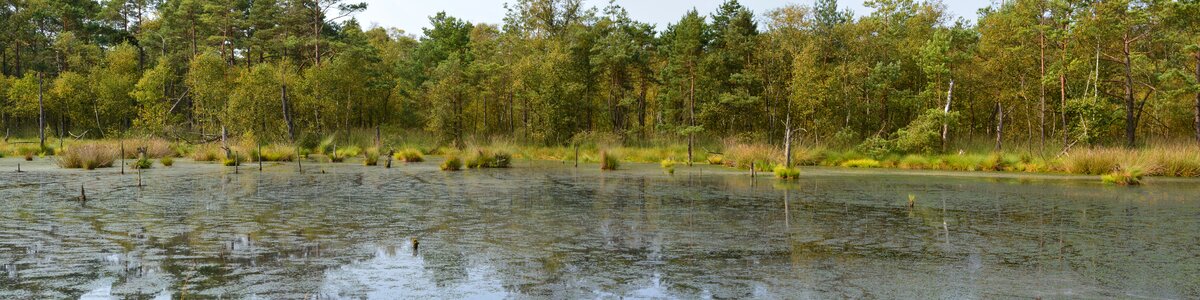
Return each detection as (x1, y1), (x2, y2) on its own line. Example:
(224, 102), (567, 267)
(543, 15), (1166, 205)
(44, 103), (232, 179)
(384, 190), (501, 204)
(1, 158), (1198, 299)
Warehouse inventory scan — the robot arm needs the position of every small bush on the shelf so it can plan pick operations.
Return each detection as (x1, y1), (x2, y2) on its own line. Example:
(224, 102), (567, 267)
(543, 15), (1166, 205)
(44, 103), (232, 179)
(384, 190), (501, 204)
(661, 159), (678, 174)
(600, 151), (620, 170)
(774, 165), (800, 179)
(440, 156), (463, 171)
(1102, 169), (1143, 186)
(132, 157), (153, 169)
(57, 144), (118, 170)
(841, 158), (881, 168)
(160, 156), (175, 167)
(395, 149), (425, 162)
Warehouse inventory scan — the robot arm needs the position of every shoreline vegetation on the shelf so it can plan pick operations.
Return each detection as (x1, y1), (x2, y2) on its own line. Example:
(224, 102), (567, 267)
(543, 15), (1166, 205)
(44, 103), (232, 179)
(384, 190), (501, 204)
(2, 0), (1199, 186)
(6, 131), (1198, 184)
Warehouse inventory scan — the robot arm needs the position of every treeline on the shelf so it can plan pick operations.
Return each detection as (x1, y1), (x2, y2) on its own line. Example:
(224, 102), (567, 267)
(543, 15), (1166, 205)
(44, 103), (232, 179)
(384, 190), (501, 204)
(1, 0), (1198, 154)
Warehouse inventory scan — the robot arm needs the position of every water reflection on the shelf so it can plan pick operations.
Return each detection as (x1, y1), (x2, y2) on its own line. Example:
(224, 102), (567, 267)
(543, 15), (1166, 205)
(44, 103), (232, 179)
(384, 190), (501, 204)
(0, 160), (1198, 298)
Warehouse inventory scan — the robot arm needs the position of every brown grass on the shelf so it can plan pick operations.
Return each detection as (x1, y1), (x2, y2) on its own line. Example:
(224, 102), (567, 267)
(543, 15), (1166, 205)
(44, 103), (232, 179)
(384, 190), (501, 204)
(57, 144), (118, 170)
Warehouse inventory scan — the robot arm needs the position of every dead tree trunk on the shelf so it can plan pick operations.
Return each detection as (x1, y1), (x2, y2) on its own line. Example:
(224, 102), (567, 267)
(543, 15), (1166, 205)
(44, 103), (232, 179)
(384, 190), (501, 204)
(1122, 34), (1137, 148)
(38, 73), (45, 150)
(1194, 52), (1199, 144)
(995, 102), (1003, 151)
(783, 114), (793, 167)
(941, 80), (954, 152)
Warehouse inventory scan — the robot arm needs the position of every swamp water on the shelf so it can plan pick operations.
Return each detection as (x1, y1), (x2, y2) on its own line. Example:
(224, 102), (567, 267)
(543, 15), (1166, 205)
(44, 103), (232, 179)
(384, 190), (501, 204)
(0, 158), (1198, 299)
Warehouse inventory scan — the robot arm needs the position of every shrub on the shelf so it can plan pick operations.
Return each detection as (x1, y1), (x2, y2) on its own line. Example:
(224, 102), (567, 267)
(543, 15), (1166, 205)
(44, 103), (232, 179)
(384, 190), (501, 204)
(1102, 169), (1143, 186)
(600, 151), (620, 170)
(132, 157), (153, 169)
(841, 158), (881, 168)
(661, 159), (678, 174)
(395, 149), (425, 162)
(160, 156), (174, 167)
(855, 136), (893, 159)
(57, 144), (118, 170)
(440, 155), (462, 171)
(894, 109), (959, 154)
(773, 165), (800, 179)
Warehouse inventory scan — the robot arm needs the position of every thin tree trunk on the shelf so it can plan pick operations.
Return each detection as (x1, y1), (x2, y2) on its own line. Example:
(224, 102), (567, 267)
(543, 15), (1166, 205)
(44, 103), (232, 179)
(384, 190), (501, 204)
(38, 73), (45, 150)
(784, 114), (792, 167)
(941, 80), (954, 153)
(1122, 35), (1136, 148)
(688, 66), (695, 166)
(995, 102), (1003, 151)
(1039, 30), (1047, 151)
(1194, 53), (1199, 144)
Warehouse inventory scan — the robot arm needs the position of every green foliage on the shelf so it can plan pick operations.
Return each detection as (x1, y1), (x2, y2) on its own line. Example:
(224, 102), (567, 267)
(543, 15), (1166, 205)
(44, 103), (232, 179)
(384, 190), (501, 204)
(660, 159), (678, 174)
(160, 157), (175, 167)
(440, 155), (463, 171)
(132, 157), (154, 170)
(841, 159), (881, 168)
(855, 136), (893, 159)
(465, 149), (512, 169)
(395, 149), (425, 162)
(600, 151), (620, 171)
(364, 148), (380, 166)
(894, 109), (959, 154)
(1102, 169), (1143, 186)
(773, 165), (800, 179)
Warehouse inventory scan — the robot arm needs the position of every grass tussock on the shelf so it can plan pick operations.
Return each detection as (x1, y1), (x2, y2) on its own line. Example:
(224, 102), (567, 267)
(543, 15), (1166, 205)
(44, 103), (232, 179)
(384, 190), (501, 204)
(661, 159), (678, 174)
(841, 158), (881, 168)
(132, 156), (153, 169)
(191, 144), (224, 162)
(722, 143), (779, 169)
(57, 144), (118, 170)
(440, 155), (463, 171)
(774, 165), (800, 179)
(160, 156), (174, 167)
(600, 151), (620, 171)
(253, 144), (296, 162)
(465, 148), (512, 169)
(394, 149), (425, 162)
(1102, 168), (1143, 186)
(364, 148), (380, 166)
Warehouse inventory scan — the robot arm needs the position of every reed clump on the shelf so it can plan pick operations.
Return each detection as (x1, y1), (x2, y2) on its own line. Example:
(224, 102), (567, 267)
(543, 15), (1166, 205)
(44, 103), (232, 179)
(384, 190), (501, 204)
(465, 149), (512, 168)
(394, 149), (424, 162)
(252, 144), (296, 162)
(722, 143), (779, 169)
(363, 148), (380, 166)
(774, 165), (800, 179)
(841, 158), (881, 168)
(600, 151), (620, 170)
(661, 159), (678, 174)
(1102, 168), (1143, 185)
(57, 144), (118, 170)
(440, 155), (463, 171)
(191, 144), (223, 162)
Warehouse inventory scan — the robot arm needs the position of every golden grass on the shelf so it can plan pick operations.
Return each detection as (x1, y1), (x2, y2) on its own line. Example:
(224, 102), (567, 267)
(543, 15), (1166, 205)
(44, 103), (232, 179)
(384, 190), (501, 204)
(57, 144), (118, 170)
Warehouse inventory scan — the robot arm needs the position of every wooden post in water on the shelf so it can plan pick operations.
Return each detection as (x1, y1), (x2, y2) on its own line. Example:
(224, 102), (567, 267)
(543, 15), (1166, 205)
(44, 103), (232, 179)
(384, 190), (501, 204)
(750, 162), (756, 177)
(120, 139), (125, 175)
(295, 144), (303, 173)
(258, 143), (264, 171)
(386, 149), (394, 168)
(80, 183), (86, 201)
(16, 163), (20, 173)
(234, 151), (239, 174)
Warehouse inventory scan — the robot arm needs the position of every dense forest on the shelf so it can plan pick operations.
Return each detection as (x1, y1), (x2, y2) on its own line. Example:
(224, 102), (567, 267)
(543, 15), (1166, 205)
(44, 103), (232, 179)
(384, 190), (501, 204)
(1, 0), (1198, 156)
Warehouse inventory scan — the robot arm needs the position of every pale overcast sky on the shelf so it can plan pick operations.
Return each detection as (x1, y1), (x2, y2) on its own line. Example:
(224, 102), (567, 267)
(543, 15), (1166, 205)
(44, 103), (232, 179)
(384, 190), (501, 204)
(353, 0), (995, 37)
